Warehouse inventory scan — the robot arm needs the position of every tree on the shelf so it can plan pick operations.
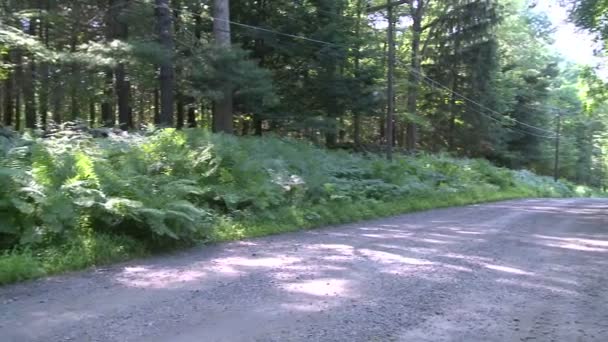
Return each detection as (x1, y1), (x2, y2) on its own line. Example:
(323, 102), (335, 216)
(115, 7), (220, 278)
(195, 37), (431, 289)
(155, 0), (175, 126)
(212, 0), (233, 134)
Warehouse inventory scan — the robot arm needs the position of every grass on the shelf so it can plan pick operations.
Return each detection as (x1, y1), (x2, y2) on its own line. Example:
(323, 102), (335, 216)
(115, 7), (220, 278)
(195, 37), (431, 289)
(0, 185), (541, 286)
(0, 234), (148, 285)
(0, 129), (597, 286)
(211, 185), (540, 242)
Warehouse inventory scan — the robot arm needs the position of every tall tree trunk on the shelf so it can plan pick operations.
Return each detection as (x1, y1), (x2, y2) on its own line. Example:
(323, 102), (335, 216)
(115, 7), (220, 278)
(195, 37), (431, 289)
(138, 90), (145, 127)
(109, 0), (132, 130)
(447, 22), (462, 151)
(23, 20), (37, 129)
(101, 70), (114, 127)
(39, 0), (50, 130)
(251, 0), (266, 136)
(187, 107), (196, 127)
(51, 69), (63, 125)
(156, 0), (174, 126)
(39, 62), (49, 129)
(447, 74), (459, 152)
(176, 95), (185, 129)
(3, 53), (13, 127)
(378, 41), (387, 143)
(115, 63), (131, 130)
(406, 0), (424, 152)
(89, 101), (96, 127)
(352, 0), (364, 146)
(14, 50), (23, 131)
(153, 86), (160, 124)
(212, 0), (233, 133)
(173, 0), (185, 130)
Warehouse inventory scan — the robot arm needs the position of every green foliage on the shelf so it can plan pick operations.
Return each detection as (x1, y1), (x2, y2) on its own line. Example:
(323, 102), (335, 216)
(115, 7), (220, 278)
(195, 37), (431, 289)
(0, 250), (44, 284)
(0, 233), (146, 285)
(0, 128), (599, 285)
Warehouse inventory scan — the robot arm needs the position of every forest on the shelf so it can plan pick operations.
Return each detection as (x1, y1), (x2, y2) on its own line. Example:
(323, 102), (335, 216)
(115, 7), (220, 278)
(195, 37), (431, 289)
(0, 0), (607, 284)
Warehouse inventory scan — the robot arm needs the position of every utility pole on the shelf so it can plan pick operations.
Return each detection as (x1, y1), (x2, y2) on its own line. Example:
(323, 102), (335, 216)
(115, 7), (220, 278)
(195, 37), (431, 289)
(554, 112), (562, 182)
(367, 0), (409, 160)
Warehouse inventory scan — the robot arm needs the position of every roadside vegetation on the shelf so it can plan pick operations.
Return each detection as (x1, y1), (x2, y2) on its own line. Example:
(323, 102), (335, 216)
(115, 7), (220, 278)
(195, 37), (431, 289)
(0, 128), (598, 285)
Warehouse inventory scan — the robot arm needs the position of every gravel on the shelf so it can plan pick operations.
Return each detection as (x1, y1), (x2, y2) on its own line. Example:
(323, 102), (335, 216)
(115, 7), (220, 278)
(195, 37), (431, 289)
(1, 198), (608, 341)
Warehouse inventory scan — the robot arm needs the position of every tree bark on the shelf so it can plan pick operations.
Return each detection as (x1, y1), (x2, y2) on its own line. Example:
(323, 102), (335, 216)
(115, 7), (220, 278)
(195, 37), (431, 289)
(39, 0), (50, 130)
(353, 0), (364, 146)
(187, 107), (196, 127)
(13, 49), (23, 131)
(176, 94), (185, 129)
(406, 0), (424, 152)
(251, 0), (266, 136)
(89, 101), (96, 127)
(212, 0), (233, 134)
(173, 0), (184, 130)
(51, 69), (63, 125)
(153, 86), (160, 124)
(448, 70), (459, 151)
(156, 0), (175, 126)
(115, 63), (131, 130)
(101, 70), (114, 127)
(109, 0), (132, 130)
(23, 20), (37, 129)
(3, 53), (13, 127)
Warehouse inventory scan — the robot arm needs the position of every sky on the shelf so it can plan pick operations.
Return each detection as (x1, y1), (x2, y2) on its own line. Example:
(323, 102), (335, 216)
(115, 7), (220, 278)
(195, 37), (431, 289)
(533, 0), (604, 66)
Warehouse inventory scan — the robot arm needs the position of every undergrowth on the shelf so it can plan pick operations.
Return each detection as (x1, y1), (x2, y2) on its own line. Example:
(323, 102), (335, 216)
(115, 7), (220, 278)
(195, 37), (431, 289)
(0, 128), (599, 285)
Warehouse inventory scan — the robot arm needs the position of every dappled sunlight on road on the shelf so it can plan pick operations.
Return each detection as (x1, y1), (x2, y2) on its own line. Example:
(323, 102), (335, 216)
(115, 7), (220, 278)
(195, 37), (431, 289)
(117, 266), (207, 289)
(281, 278), (353, 298)
(484, 264), (534, 276)
(5, 199), (606, 341)
(358, 248), (434, 266)
(496, 278), (578, 296)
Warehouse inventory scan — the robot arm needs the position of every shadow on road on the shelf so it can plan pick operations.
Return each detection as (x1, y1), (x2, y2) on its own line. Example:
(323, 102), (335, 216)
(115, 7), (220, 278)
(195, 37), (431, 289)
(2, 198), (607, 341)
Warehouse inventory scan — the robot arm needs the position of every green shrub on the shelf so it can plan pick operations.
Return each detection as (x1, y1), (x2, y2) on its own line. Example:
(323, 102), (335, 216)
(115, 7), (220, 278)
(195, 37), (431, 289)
(0, 127), (599, 285)
(0, 250), (44, 285)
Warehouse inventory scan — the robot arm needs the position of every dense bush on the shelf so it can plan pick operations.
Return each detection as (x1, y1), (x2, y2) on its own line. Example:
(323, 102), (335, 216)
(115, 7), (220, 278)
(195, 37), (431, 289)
(0, 128), (598, 284)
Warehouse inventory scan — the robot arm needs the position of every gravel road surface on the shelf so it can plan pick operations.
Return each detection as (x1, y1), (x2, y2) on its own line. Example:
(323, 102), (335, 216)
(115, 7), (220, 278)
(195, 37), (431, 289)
(1, 198), (608, 341)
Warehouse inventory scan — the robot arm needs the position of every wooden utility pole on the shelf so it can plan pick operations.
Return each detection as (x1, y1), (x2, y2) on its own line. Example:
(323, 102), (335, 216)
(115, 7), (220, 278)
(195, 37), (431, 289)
(554, 112), (562, 182)
(213, 0), (234, 134)
(368, 0), (409, 160)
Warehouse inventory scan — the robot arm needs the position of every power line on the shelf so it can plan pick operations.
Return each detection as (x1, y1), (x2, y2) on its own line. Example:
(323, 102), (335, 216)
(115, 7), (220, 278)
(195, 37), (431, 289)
(131, 0), (574, 141)
(411, 75), (559, 139)
(405, 66), (560, 136)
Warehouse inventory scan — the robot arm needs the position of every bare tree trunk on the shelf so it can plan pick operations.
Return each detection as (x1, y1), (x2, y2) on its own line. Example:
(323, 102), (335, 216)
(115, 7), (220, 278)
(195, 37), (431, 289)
(115, 63), (131, 130)
(101, 70), (114, 127)
(39, 63), (49, 129)
(176, 94), (185, 129)
(23, 20), (37, 129)
(138, 90), (145, 127)
(108, 0), (132, 130)
(352, 0), (364, 146)
(89, 101), (96, 127)
(153, 86), (160, 124)
(156, 0), (174, 126)
(51, 69), (63, 124)
(14, 50), (23, 131)
(406, 0), (424, 152)
(39, 0), (50, 130)
(251, 0), (266, 136)
(212, 0), (233, 133)
(3, 53), (13, 127)
(187, 107), (196, 127)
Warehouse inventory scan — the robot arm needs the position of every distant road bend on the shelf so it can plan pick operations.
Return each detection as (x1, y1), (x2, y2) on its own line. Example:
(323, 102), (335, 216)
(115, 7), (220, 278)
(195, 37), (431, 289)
(2, 198), (608, 341)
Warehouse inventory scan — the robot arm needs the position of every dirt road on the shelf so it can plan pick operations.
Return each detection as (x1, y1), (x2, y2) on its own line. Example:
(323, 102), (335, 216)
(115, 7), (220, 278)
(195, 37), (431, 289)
(1, 198), (608, 341)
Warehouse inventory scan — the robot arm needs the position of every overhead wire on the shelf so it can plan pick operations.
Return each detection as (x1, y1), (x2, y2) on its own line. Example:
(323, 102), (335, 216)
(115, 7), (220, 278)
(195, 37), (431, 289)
(131, 0), (575, 142)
